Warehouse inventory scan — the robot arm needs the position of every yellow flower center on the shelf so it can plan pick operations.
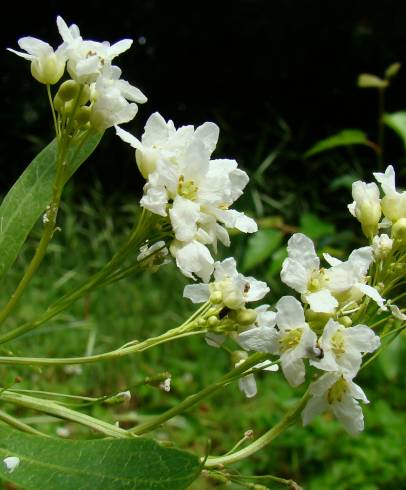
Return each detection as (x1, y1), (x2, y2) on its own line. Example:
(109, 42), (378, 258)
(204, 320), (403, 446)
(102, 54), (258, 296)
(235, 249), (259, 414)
(327, 376), (347, 404)
(308, 268), (330, 292)
(178, 175), (198, 201)
(279, 328), (303, 353)
(331, 330), (346, 357)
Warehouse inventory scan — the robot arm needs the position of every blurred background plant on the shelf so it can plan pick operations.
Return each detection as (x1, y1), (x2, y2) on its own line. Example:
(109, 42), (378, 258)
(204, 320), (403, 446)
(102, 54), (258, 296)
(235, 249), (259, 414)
(1, 1), (406, 488)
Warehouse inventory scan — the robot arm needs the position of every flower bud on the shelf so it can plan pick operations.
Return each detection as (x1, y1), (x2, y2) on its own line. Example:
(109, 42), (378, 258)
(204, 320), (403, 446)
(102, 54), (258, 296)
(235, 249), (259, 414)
(348, 181), (381, 238)
(135, 148), (158, 179)
(209, 291), (223, 304)
(372, 233), (393, 260)
(57, 80), (80, 102)
(338, 316), (352, 327)
(31, 53), (65, 85)
(234, 308), (257, 326)
(392, 218), (406, 242)
(75, 106), (91, 127)
(207, 316), (219, 328)
(53, 94), (64, 113)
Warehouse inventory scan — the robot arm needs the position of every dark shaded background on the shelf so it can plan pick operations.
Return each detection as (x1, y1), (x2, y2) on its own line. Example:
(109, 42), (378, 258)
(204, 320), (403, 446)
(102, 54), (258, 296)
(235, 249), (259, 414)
(2, 0), (406, 196)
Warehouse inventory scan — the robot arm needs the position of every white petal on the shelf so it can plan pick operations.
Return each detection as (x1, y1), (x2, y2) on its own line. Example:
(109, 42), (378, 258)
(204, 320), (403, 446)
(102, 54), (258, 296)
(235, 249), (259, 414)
(169, 195), (200, 242)
(280, 258), (311, 293)
(347, 378), (369, 403)
(255, 305), (276, 327)
(373, 165), (396, 195)
(171, 240), (214, 282)
(238, 326), (279, 353)
(306, 290), (338, 313)
(214, 257), (238, 281)
(347, 201), (356, 217)
(302, 395), (328, 426)
(281, 356), (306, 387)
(109, 39), (133, 57)
(205, 332), (225, 348)
(390, 304), (406, 320)
(115, 125), (142, 149)
(346, 325), (380, 353)
(356, 283), (387, 310)
(323, 253), (342, 266)
(309, 371), (340, 396)
(276, 296), (306, 330)
(245, 277), (270, 302)
(254, 360), (279, 372)
(347, 246), (373, 276)
(238, 373), (258, 398)
(140, 184), (168, 216)
(143, 112), (171, 145)
(183, 283), (210, 303)
(287, 233), (320, 271)
(332, 394), (365, 435)
(194, 122), (219, 154)
(310, 350), (339, 372)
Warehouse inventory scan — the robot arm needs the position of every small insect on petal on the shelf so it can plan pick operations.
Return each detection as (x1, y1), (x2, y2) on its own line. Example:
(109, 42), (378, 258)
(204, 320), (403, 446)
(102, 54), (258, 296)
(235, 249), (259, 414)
(3, 456), (20, 473)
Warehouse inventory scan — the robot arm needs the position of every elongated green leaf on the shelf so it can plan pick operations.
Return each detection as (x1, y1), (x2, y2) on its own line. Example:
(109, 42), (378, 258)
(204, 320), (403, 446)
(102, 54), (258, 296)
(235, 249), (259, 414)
(384, 111), (406, 149)
(299, 213), (335, 240)
(0, 426), (200, 490)
(0, 132), (103, 280)
(304, 129), (370, 158)
(243, 229), (283, 271)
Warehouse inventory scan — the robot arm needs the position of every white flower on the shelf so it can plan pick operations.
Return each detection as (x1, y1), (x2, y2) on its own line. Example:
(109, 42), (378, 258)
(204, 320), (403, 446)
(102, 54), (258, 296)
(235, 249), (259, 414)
(236, 358), (278, 398)
(183, 257), (269, 309)
(348, 180), (381, 237)
(159, 378), (171, 392)
(389, 303), (406, 321)
(281, 233), (386, 313)
(137, 240), (170, 271)
(373, 165), (406, 223)
(89, 66), (147, 130)
(310, 319), (380, 376)
(119, 114), (256, 281)
(57, 16), (133, 83)
(302, 372), (369, 435)
(3, 456), (20, 473)
(8, 37), (66, 84)
(372, 234), (393, 260)
(238, 296), (317, 387)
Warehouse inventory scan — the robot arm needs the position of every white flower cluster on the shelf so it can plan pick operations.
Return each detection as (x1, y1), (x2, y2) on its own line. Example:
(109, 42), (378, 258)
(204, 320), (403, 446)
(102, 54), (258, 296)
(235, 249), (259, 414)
(8, 16), (146, 130)
(117, 114), (257, 281)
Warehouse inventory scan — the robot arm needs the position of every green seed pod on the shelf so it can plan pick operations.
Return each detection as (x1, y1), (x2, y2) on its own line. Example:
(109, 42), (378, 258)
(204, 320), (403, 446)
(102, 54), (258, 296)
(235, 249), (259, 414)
(53, 94), (64, 113)
(75, 106), (91, 126)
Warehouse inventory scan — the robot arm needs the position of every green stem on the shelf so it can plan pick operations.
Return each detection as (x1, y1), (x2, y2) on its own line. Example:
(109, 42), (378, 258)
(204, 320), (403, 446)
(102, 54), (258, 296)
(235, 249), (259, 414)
(205, 391), (310, 467)
(0, 138), (69, 328)
(131, 353), (269, 435)
(0, 314), (208, 366)
(0, 408), (51, 437)
(378, 87), (385, 170)
(1, 391), (131, 438)
(46, 85), (59, 138)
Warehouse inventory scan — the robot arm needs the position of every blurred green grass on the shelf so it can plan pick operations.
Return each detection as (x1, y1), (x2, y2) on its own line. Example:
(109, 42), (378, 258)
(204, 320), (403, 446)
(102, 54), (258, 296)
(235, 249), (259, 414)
(0, 182), (405, 490)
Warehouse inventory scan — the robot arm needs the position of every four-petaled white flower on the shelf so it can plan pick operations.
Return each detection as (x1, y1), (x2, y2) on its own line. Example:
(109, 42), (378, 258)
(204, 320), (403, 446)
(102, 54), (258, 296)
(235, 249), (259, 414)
(56, 16), (133, 84)
(281, 233), (386, 313)
(117, 113), (257, 281)
(310, 319), (380, 376)
(183, 257), (269, 308)
(8, 37), (66, 84)
(238, 296), (317, 387)
(302, 371), (369, 435)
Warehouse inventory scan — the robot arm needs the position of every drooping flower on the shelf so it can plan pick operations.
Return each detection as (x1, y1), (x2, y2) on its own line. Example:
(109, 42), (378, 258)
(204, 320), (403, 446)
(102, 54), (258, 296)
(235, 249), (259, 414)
(117, 114), (257, 281)
(183, 257), (269, 309)
(302, 371), (369, 435)
(238, 296), (317, 387)
(310, 319), (380, 376)
(8, 37), (66, 84)
(281, 233), (386, 313)
(236, 356), (278, 398)
(89, 66), (147, 131)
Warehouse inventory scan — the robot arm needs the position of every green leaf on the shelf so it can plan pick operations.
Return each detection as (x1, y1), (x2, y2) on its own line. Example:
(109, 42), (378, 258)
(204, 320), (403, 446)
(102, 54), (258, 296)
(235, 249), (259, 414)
(0, 132), (103, 280)
(266, 246), (288, 279)
(357, 73), (388, 89)
(385, 62), (401, 80)
(299, 213), (335, 240)
(304, 129), (370, 158)
(384, 111), (406, 149)
(0, 426), (200, 490)
(242, 229), (283, 271)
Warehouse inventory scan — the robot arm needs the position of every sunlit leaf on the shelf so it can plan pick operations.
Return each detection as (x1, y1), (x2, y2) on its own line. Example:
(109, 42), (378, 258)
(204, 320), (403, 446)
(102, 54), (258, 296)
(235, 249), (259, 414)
(0, 426), (201, 490)
(0, 132), (103, 280)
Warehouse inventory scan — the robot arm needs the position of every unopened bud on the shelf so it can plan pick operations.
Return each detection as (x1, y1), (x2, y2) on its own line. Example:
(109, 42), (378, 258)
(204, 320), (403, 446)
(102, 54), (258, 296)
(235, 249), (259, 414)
(53, 94), (64, 113)
(207, 316), (219, 328)
(392, 218), (406, 242)
(222, 290), (244, 310)
(338, 316), (352, 327)
(75, 106), (91, 127)
(234, 308), (257, 326)
(31, 53), (65, 85)
(57, 80), (80, 102)
(209, 291), (223, 304)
